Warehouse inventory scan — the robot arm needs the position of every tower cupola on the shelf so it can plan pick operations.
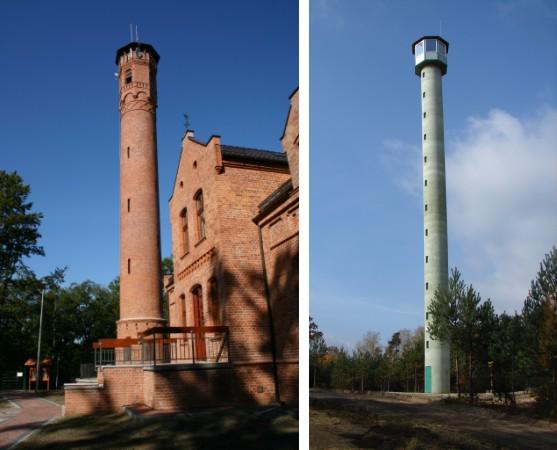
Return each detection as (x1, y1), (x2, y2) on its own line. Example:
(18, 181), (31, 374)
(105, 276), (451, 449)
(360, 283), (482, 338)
(412, 36), (449, 76)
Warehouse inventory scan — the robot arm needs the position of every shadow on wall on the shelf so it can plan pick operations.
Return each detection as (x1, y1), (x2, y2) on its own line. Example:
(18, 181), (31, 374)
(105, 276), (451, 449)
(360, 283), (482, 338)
(76, 244), (298, 413)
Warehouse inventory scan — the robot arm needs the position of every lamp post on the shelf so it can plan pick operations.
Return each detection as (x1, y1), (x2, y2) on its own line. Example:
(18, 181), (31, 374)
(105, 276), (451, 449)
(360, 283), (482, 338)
(35, 289), (45, 392)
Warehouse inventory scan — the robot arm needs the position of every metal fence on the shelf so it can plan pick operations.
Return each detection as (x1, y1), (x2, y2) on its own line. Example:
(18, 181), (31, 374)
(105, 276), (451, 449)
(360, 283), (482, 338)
(93, 326), (230, 368)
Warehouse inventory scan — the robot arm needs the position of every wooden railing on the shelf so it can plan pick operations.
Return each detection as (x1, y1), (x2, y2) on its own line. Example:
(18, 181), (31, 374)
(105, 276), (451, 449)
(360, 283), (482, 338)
(93, 326), (230, 368)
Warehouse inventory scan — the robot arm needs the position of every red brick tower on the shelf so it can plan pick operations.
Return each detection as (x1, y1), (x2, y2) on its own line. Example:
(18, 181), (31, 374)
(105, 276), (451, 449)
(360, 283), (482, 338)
(115, 42), (165, 338)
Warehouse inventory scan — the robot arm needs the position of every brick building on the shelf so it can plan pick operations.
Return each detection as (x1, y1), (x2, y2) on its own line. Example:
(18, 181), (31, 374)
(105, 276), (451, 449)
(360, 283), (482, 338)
(64, 43), (298, 415)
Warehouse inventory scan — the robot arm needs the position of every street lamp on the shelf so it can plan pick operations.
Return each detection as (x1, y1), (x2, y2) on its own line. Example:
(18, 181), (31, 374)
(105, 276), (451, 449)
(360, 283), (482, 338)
(35, 289), (45, 392)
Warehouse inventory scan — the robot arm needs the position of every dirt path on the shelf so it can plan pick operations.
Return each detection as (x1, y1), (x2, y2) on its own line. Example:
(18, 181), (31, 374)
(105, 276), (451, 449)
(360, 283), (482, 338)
(0, 391), (62, 449)
(310, 389), (557, 450)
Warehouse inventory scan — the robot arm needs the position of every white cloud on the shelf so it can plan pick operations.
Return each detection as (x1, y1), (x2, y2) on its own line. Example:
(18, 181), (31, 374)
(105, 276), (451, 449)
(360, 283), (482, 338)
(447, 107), (557, 313)
(381, 138), (421, 198)
(383, 107), (557, 313)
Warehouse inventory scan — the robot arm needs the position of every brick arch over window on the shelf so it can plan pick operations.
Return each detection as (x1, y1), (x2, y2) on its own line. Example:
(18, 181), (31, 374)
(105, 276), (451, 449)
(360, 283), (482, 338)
(194, 189), (206, 241)
(179, 208), (189, 255)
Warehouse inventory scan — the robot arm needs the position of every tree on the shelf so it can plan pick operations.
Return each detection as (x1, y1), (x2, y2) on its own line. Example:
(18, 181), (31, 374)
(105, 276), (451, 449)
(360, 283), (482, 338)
(428, 268), (496, 402)
(0, 170), (44, 288)
(400, 327), (424, 392)
(489, 312), (525, 404)
(310, 316), (327, 387)
(522, 247), (557, 410)
(354, 331), (382, 392)
(161, 256), (173, 275)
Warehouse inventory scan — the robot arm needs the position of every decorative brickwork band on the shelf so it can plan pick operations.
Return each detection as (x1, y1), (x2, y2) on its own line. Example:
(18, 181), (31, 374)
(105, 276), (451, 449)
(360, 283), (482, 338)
(177, 247), (216, 280)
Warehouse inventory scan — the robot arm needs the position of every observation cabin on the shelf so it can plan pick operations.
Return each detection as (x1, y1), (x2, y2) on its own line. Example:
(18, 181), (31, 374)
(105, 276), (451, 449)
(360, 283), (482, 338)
(412, 36), (449, 76)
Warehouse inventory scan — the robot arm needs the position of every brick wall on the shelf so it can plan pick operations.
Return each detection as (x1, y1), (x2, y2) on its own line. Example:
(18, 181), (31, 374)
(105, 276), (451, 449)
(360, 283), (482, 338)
(276, 361), (299, 406)
(216, 165), (290, 364)
(282, 89), (299, 189)
(64, 386), (111, 416)
(144, 366), (234, 410)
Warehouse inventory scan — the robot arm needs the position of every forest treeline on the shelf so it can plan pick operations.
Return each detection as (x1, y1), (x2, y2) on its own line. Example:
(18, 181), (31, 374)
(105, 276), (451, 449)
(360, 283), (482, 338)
(0, 170), (171, 385)
(310, 247), (557, 414)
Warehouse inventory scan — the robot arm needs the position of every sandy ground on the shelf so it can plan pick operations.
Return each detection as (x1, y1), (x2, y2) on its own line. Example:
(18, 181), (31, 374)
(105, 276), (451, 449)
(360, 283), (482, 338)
(310, 389), (557, 450)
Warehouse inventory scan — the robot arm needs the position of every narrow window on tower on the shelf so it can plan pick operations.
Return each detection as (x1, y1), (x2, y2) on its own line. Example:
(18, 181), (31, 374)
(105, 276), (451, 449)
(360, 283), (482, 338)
(423, 91), (426, 98)
(426, 341), (429, 349)
(426, 282), (429, 290)
(424, 156), (427, 163)
(425, 204), (428, 212)
(194, 190), (206, 241)
(424, 133), (427, 140)
(127, 258), (131, 274)
(426, 312), (429, 320)
(422, 71), (425, 78)
(423, 112), (426, 118)
(425, 229), (428, 236)
(180, 208), (189, 255)
(425, 179), (428, 187)
(127, 198), (130, 212)
(125, 69), (132, 84)
(425, 256), (429, 263)
(127, 147), (130, 158)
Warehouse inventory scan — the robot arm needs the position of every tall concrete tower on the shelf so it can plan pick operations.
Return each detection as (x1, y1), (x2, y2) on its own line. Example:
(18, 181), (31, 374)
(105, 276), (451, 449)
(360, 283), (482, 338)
(412, 36), (450, 393)
(115, 42), (165, 338)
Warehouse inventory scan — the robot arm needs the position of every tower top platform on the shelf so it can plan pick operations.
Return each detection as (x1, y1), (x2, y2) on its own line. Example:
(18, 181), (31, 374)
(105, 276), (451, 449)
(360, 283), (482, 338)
(412, 36), (449, 76)
(115, 42), (160, 65)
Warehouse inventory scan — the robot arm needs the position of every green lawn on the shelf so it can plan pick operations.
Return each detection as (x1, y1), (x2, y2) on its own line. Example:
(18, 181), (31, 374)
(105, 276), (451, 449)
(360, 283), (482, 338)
(18, 407), (298, 449)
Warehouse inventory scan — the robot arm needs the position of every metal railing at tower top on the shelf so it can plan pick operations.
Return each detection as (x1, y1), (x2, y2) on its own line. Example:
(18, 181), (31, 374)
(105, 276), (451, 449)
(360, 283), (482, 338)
(93, 326), (230, 368)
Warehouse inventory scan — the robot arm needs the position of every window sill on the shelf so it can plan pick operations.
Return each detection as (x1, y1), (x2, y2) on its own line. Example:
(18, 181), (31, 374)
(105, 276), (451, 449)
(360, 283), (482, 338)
(194, 237), (206, 247)
(180, 252), (189, 260)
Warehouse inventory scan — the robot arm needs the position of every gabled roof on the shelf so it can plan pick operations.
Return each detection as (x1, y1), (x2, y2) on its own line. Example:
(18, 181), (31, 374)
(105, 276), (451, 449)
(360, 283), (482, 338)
(280, 87), (299, 140)
(168, 139), (288, 202)
(221, 145), (287, 165)
(258, 179), (293, 213)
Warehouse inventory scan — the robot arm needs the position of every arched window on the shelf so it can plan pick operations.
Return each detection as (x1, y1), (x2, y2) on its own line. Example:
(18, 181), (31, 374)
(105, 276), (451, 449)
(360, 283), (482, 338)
(194, 190), (206, 240)
(208, 278), (219, 325)
(125, 69), (132, 84)
(180, 208), (189, 255)
(191, 285), (207, 360)
(180, 293), (186, 326)
(191, 285), (204, 327)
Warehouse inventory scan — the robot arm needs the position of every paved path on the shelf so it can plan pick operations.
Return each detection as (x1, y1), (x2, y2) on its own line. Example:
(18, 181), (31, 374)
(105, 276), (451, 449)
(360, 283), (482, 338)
(0, 391), (61, 449)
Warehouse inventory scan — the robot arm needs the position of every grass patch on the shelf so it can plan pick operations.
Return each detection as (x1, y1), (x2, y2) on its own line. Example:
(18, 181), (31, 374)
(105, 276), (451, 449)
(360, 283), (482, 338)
(0, 399), (13, 408)
(37, 391), (65, 406)
(312, 406), (498, 450)
(18, 406), (298, 449)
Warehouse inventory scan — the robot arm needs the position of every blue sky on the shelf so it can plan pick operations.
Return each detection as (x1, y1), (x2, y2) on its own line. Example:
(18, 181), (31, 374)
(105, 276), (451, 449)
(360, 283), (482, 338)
(0, 1), (298, 286)
(310, 0), (557, 349)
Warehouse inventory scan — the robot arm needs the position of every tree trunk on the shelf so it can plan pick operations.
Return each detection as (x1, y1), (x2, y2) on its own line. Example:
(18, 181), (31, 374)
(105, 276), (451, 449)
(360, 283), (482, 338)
(414, 365), (417, 392)
(469, 349), (474, 404)
(456, 355), (461, 397)
(360, 374), (364, 393)
(511, 356), (516, 406)
(313, 365), (317, 388)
